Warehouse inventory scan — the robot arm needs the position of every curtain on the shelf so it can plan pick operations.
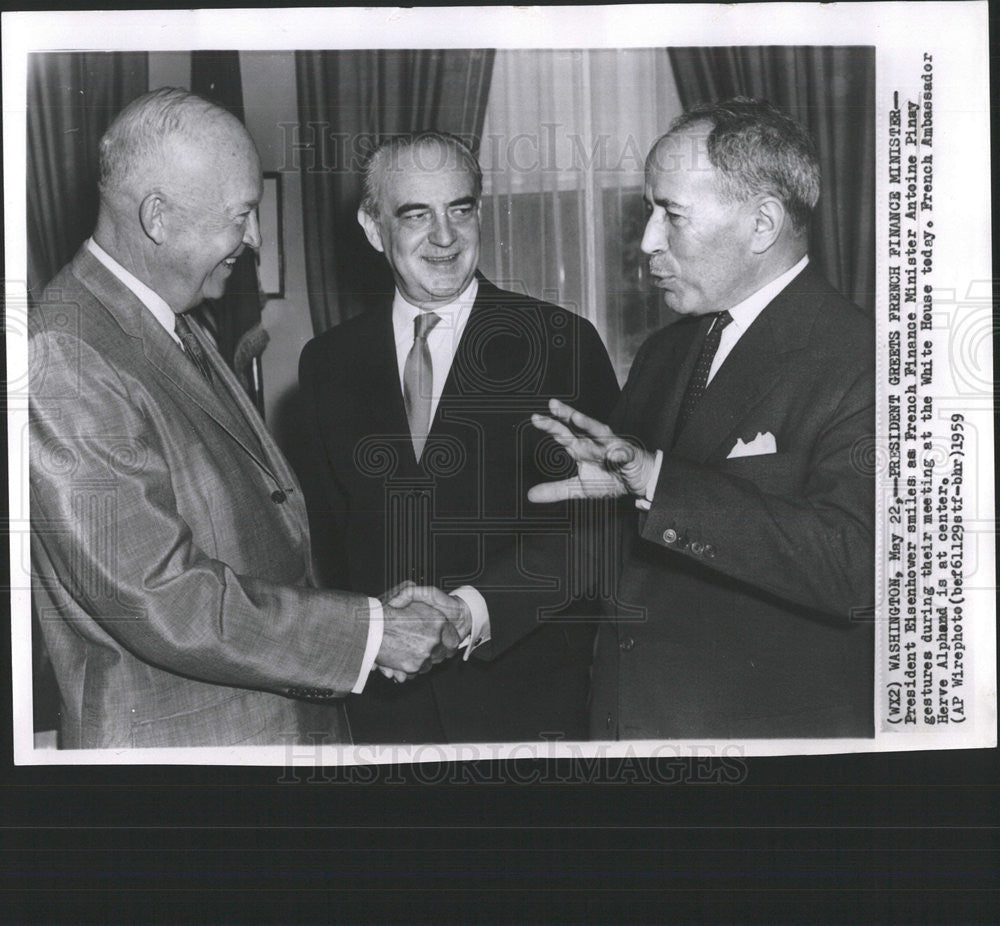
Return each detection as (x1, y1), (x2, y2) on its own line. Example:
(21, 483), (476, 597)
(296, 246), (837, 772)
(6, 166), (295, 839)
(478, 49), (682, 380)
(667, 46), (876, 314)
(191, 51), (268, 412)
(27, 52), (148, 298)
(295, 50), (495, 334)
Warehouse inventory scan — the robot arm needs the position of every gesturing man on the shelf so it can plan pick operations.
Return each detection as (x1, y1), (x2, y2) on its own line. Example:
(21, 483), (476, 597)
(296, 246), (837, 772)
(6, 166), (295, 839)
(530, 99), (875, 739)
(30, 89), (458, 749)
(299, 132), (619, 744)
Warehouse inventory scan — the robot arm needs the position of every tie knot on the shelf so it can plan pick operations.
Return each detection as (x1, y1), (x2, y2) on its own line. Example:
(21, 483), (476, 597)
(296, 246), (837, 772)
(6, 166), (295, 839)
(714, 310), (733, 332)
(414, 312), (441, 342)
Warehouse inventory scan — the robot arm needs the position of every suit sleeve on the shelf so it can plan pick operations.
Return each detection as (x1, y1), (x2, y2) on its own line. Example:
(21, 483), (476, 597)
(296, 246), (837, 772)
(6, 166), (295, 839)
(638, 363), (875, 621)
(472, 317), (621, 658)
(30, 328), (372, 697)
(297, 341), (352, 591)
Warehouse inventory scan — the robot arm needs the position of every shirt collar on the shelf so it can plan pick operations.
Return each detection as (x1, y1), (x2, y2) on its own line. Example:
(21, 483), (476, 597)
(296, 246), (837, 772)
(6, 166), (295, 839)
(392, 276), (479, 348)
(86, 237), (180, 339)
(724, 255), (809, 333)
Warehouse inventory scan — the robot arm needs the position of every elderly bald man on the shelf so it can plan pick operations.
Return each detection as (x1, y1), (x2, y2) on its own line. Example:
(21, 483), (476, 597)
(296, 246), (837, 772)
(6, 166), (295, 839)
(29, 88), (461, 749)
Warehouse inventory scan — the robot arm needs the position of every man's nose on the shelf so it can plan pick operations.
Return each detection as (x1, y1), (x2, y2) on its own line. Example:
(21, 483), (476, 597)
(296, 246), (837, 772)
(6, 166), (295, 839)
(428, 212), (457, 247)
(640, 215), (665, 256)
(243, 210), (262, 251)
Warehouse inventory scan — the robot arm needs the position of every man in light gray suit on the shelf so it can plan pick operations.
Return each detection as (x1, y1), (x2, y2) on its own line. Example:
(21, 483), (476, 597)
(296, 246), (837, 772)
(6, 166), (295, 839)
(29, 88), (462, 749)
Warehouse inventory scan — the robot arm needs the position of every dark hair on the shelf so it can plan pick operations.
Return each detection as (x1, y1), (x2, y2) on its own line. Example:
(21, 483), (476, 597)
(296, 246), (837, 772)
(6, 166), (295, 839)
(360, 131), (483, 216)
(660, 97), (820, 232)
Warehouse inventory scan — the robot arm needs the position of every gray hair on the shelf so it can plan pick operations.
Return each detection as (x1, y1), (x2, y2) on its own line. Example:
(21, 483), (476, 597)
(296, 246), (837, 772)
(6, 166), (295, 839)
(98, 87), (234, 202)
(360, 131), (482, 217)
(660, 97), (820, 232)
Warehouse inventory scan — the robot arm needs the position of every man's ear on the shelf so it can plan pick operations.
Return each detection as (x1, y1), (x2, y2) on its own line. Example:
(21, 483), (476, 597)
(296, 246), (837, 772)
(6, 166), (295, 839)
(139, 193), (168, 245)
(358, 208), (385, 253)
(749, 197), (786, 254)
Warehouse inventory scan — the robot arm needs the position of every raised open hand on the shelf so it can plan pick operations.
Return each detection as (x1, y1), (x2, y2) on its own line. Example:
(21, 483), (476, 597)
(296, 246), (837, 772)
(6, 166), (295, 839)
(528, 399), (656, 502)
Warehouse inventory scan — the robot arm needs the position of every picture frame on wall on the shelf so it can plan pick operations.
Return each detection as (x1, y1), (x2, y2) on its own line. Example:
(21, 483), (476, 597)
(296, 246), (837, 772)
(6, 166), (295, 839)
(257, 170), (283, 299)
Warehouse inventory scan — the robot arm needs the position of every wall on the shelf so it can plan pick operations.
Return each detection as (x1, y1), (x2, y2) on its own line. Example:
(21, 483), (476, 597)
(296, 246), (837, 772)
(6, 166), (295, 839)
(238, 52), (314, 471)
(148, 52), (190, 90)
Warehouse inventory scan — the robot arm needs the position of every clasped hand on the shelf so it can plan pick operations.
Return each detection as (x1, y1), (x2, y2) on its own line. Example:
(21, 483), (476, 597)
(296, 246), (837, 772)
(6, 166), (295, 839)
(528, 398), (656, 502)
(374, 581), (472, 683)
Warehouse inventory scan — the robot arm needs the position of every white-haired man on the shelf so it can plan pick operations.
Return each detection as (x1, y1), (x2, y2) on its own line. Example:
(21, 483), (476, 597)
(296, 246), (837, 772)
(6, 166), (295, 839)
(30, 88), (460, 749)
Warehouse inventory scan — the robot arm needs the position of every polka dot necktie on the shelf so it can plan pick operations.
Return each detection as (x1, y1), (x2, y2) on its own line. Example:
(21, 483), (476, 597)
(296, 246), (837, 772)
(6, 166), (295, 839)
(403, 311), (441, 461)
(174, 312), (214, 385)
(674, 310), (733, 443)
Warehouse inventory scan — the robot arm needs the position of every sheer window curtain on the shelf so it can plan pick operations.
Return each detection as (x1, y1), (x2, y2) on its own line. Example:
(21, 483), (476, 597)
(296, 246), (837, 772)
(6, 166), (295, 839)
(477, 49), (683, 380)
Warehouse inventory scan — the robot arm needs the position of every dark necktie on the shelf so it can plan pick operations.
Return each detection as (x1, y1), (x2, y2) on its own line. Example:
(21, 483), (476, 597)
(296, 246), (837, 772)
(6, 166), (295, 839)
(674, 310), (733, 441)
(403, 312), (441, 461)
(174, 313), (214, 384)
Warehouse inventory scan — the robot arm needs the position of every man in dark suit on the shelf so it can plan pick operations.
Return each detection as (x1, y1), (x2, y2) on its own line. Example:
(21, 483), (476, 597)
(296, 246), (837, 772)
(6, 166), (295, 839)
(299, 132), (619, 744)
(530, 99), (875, 739)
(29, 89), (459, 749)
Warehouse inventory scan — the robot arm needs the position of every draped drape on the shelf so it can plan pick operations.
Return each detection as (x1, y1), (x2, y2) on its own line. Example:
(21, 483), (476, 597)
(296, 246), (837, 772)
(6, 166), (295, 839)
(27, 52), (148, 299)
(478, 49), (680, 380)
(667, 46), (876, 313)
(294, 50), (495, 333)
(190, 50), (268, 412)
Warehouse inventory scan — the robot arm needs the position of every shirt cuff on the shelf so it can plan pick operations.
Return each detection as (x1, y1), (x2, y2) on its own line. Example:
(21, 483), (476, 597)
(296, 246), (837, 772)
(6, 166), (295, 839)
(352, 597), (384, 693)
(451, 586), (491, 660)
(634, 449), (664, 511)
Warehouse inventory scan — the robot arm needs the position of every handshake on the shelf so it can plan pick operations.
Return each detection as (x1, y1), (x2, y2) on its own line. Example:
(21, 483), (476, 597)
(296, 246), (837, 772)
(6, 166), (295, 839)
(373, 581), (473, 683)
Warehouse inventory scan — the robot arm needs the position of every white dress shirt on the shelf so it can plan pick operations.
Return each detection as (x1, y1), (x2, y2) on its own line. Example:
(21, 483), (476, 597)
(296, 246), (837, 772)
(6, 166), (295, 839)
(639, 256), (809, 508)
(391, 278), (491, 658)
(85, 238), (382, 692)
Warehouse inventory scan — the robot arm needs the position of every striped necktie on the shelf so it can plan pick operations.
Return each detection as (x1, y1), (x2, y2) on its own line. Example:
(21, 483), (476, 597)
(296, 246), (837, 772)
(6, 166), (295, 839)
(174, 313), (214, 384)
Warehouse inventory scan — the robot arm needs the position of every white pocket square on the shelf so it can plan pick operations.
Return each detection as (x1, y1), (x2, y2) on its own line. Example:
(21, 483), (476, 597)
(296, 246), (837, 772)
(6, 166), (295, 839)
(727, 431), (777, 459)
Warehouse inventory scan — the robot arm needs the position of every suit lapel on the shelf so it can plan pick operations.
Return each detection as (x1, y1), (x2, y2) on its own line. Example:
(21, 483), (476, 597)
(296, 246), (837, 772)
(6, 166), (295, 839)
(71, 247), (278, 482)
(672, 312), (784, 460)
(434, 294), (487, 412)
(671, 263), (821, 462)
(428, 280), (514, 439)
(355, 307), (419, 472)
(649, 315), (711, 450)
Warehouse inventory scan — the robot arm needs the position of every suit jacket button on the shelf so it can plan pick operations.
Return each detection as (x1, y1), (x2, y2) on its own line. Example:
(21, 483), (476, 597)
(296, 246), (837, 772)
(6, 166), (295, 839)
(704, 544), (716, 558)
(620, 636), (635, 651)
(690, 541), (704, 556)
(606, 713), (613, 730)
(662, 528), (678, 544)
(271, 490), (287, 504)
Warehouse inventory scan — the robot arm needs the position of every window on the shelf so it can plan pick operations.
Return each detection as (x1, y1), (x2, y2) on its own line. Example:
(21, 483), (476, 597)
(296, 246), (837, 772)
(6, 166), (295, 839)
(478, 48), (683, 378)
